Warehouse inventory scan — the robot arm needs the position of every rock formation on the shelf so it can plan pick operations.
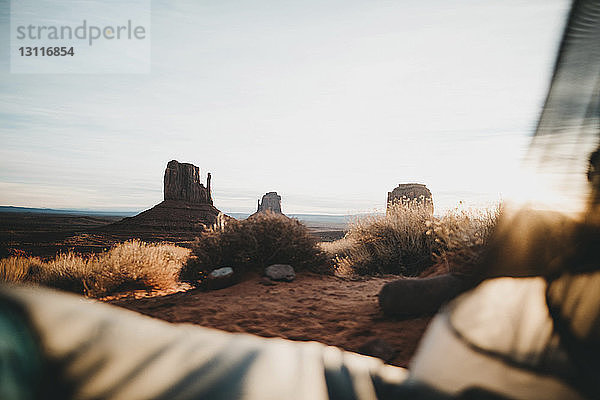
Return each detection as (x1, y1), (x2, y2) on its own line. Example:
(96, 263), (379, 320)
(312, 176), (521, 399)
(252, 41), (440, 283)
(164, 160), (212, 205)
(387, 183), (433, 215)
(256, 192), (282, 214)
(106, 160), (222, 232)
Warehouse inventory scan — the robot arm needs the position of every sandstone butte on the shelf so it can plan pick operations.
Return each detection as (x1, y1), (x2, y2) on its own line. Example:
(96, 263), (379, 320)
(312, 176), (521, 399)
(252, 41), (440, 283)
(107, 160), (222, 231)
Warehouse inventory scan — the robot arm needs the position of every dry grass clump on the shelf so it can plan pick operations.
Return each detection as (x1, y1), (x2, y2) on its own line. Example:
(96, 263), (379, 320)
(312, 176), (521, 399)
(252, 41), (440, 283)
(0, 240), (190, 297)
(324, 202), (435, 276)
(88, 240), (190, 296)
(180, 212), (331, 283)
(430, 204), (500, 274)
(0, 256), (44, 283)
(323, 201), (500, 277)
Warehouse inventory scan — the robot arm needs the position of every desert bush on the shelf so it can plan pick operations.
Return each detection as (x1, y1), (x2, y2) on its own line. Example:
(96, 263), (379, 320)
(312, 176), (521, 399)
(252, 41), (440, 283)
(430, 203), (501, 274)
(324, 202), (500, 277)
(0, 240), (190, 297)
(327, 202), (435, 276)
(180, 212), (331, 283)
(0, 256), (44, 283)
(86, 240), (190, 296)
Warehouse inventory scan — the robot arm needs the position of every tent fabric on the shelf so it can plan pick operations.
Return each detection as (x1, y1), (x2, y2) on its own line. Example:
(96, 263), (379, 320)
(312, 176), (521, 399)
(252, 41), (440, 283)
(409, 277), (589, 400)
(0, 284), (408, 400)
(546, 269), (600, 398)
(529, 0), (600, 389)
(527, 0), (600, 205)
(1, 280), (595, 400)
(0, 296), (44, 400)
(547, 270), (600, 351)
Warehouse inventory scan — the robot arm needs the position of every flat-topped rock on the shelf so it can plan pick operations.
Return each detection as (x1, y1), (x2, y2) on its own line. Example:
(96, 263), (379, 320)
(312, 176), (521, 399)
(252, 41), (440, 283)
(105, 160), (222, 232)
(164, 160), (212, 205)
(257, 192), (282, 214)
(387, 183), (433, 215)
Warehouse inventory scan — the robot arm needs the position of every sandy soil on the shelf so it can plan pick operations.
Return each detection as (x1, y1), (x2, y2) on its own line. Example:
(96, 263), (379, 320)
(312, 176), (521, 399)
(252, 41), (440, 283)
(108, 272), (433, 368)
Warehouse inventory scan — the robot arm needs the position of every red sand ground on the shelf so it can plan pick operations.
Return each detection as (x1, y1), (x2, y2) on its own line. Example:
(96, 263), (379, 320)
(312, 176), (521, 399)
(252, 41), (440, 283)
(108, 271), (440, 368)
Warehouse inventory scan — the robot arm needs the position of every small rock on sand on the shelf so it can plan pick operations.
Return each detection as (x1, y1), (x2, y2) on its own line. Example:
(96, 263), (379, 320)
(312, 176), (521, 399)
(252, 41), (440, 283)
(209, 267), (234, 278)
(206, 266), (237, 290)
(265, 264), (295, 282)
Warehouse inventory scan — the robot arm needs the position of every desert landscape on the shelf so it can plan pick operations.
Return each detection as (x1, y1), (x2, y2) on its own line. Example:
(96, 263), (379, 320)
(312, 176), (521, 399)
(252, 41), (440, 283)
(0, 160), (496, 368)
(4, 1), (600, 398)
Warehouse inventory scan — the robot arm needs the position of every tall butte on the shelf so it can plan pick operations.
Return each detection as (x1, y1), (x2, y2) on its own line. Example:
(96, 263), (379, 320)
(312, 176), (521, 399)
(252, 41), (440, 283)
(248, 191), (285, 219)
(109, 160), (222, 231)
(256, 192), (282, 214)
(164, 160), (213, 205)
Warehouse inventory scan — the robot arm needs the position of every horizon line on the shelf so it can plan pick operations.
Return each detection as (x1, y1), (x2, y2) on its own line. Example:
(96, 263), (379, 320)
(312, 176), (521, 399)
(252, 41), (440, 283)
(0, 205), (383, 217)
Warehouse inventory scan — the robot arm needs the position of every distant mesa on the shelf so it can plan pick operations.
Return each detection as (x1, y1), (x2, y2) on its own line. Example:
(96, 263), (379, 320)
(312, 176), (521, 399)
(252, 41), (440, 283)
(256, 192), (283, 214)
(387, 183), (433, 215)
(164, 160), (212, 205)
(107, 160), (222, 231)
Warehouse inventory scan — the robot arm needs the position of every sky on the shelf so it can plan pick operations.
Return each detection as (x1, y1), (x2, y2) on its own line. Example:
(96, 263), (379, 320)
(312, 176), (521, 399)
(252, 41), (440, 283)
(0, 0), (573, 215)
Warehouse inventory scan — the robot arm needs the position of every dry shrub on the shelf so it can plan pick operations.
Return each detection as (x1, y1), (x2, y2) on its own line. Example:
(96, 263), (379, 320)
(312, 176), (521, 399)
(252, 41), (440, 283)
(36, 252), (95, 293)
(328, 202), (434, 276)
(0, 240), (190, 297)
(325, 201), (500, 277)
(0, 256), (44, 283)
(1, 252), (89, 293)
(181, 212), (331, 283)
(430, 203), (501, 274)
(86, 240), (190, 296)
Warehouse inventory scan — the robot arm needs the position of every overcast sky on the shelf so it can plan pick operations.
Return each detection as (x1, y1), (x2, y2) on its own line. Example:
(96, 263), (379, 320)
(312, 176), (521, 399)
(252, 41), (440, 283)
(0, 0), (571, 214)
